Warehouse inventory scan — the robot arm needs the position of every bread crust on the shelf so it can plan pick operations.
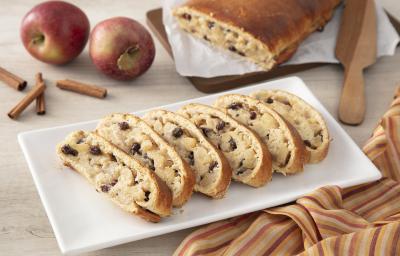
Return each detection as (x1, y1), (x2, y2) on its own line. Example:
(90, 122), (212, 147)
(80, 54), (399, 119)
(251, 90), (330, 163)
(144, 110), (232, 198)
(96, 113), (195, 207)
(174, 0), (340, 69)
(179, 103), (272, 187)
(214, 94), (308, 174)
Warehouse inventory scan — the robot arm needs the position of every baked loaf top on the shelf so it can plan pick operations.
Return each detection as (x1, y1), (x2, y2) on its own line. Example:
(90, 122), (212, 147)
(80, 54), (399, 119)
(214, 94), (307, 175)
(96, 113), (195, 207)
(144, 110), (232, 198)
(174, 0), (340, 69)
(56, 131), (173, 222)
(178, 0), (340, 53)
(251, 90), (330, 163)
(179, 103), (272, 187)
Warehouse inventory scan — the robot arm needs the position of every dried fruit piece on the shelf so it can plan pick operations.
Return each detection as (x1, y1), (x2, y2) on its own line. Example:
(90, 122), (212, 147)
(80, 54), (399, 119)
(61, 144), (78, 156)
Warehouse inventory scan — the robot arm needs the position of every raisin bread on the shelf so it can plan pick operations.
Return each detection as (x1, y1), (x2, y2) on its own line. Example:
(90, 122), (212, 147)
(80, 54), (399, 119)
(173, 0), (340, 70)
(251, 90), (330, 163)
(144, 110), (232, 198)
(214, 94), (307, 175)
(178, 103), (272, 187)
(96, 113), (195, 207)
(56, 131), (173, 222)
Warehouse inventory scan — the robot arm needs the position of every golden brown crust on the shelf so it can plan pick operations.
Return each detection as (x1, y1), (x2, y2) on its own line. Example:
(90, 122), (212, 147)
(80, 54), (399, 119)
(143, 110), (232, 199)
(177, 0), (340, 66)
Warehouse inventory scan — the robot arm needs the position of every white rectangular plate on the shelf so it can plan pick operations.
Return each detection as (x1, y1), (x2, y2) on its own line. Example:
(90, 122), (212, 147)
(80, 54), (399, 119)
(18, 77), (381, 255)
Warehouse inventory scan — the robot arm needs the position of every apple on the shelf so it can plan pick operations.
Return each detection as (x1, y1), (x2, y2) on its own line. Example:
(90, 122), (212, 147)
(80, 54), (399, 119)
(89, 17), (155, 80)
(20, 1), (90, 65)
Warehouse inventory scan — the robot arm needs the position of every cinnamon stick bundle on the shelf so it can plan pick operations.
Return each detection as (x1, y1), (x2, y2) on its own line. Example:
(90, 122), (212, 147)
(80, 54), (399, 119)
(35, 73), (46, 115)
(8, 83), (46, 119)
(56, 79), (107, 98)
(0, 66), (27, 91)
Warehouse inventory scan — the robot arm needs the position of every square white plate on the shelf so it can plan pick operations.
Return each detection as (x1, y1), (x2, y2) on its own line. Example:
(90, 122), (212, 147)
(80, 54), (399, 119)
(18, 77), (381, 255)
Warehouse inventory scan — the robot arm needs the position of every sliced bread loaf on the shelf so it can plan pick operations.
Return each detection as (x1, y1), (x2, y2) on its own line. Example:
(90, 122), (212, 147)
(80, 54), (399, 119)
(251, 90), (330, 163)
(214, 94), (307, 175)
(179, 103), (272, 187)
(144, 109), (232, 199)
(96, 113), (195, 207)
(56, 131), (173, 222)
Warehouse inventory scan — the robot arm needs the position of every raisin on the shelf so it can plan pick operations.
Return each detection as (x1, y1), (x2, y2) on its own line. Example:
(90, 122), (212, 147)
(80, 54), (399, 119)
(187, 151), (195, 166)
(61, 144), (78, 156)
(203, 35), (210, 41)
(238, 51), (245, 56)
(89, 146), (101, 155)
(100, 185), (110, 193)
(130, 143), (141, 155)
(110, 180), (118, 186)
(144, 191), (150, 202)
(250, 111), (257, 120)
(236, 167), (246, 175)
(118, 121), (130, 130)
(174, 169), (180, 177)
(207, 21), (215, 29)
(266, 98), (274, 104)
(228, 102), (243, 110)
(144, 153), (155, 171)
(228, 46), (237, 52)
(182, 13), (191, 21)
(216, 121), (225, 131)
(209, 161), (218, 173)
(304, 140), (317, 150)
(110, 154), (117, 162)
(229, 137), (237, 151)
(172, 127), (183, 138)
(201, 127), (212, 137)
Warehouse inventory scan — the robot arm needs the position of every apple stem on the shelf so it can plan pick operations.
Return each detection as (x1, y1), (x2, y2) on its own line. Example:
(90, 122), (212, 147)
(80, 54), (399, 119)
(117, 45), (141, 71)
(32, 34), (45, 45)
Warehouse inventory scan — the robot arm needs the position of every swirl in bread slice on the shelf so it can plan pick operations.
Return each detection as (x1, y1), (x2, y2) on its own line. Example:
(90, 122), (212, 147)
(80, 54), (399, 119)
(144, 109), (232, 199)
(179, 104), (272, 187)
(214, 94), (307, 175)
(251, 90), (330, 163)
(56, 131), (173, 222)
(96, 113), (195, 207)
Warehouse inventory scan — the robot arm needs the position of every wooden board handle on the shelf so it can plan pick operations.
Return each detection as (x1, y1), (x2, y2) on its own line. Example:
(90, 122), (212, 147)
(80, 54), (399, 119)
(338, 65), (366, 125)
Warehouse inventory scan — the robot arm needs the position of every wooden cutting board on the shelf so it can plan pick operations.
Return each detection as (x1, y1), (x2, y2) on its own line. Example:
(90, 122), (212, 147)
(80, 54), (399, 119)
(146, 8), (400, 93)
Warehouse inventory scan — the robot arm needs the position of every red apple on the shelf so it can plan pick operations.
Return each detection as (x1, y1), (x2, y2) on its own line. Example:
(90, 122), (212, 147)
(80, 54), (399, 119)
(89, 17), (155, 80)
(20, 1), (90, 65)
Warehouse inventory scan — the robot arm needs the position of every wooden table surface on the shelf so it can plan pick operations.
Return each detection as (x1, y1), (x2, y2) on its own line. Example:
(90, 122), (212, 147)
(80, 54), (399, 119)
(1, 1), (399, 255)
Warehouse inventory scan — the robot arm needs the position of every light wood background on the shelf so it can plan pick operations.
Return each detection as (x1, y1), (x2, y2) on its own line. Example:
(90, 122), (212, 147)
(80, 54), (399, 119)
(0, 1), (399, 255)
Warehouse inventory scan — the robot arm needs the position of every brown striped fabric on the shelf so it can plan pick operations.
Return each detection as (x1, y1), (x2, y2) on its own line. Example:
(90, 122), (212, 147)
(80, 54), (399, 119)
(174, 87), (400, 256)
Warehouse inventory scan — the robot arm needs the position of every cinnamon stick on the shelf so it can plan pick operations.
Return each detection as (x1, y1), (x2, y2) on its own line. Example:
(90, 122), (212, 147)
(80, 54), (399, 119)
(35, 73), (46, 115)
(56, 79), (107, 99)
(0, 66), (27, 91)
(8, 83), (46, 119)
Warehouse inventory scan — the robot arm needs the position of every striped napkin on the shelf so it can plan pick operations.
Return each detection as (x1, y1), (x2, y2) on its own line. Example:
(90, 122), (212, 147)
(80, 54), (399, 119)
(174, 87), (400, 256)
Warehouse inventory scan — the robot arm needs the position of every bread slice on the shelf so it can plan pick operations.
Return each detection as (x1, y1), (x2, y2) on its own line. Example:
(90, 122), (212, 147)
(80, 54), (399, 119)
(144, 110), (232, 198)
(251, 90), (330, 163)
(173, 0), (340, 70)
(178, 103), (272, 187)
(96, 113), (195, 207)
(214, 94), (307, 175)
(56, 131), (173, 222)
